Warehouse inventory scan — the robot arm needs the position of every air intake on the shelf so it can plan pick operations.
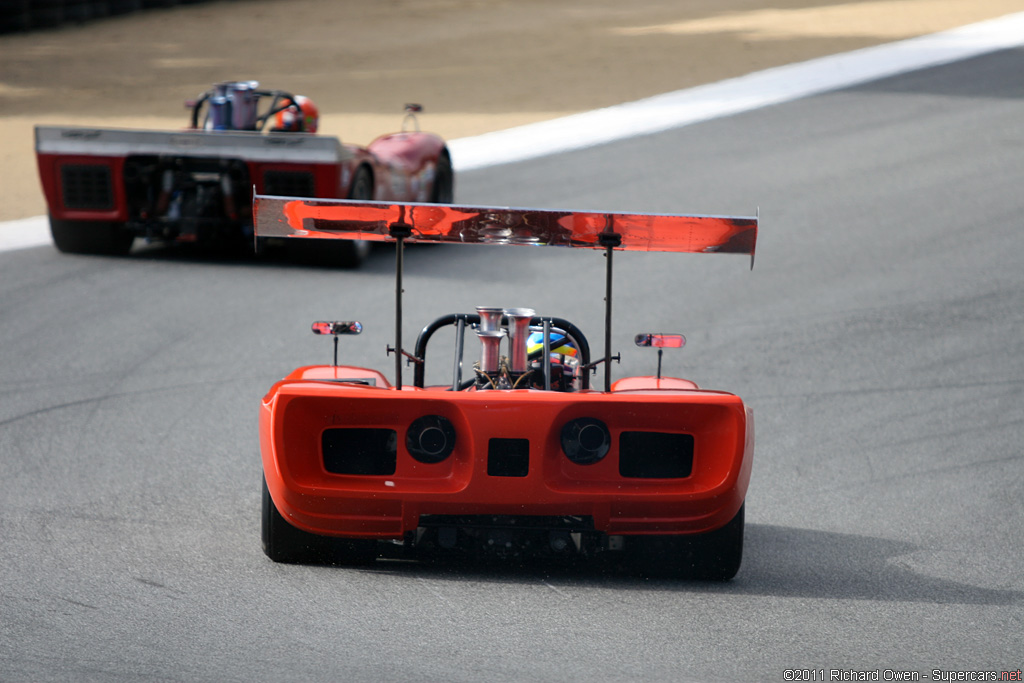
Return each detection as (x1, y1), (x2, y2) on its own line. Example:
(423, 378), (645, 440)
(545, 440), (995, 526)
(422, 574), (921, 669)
(322, 428), (397, 475)
(488, 438), (529, 477)
(618, 432), (693, 478)
(61, 164), (114, 210)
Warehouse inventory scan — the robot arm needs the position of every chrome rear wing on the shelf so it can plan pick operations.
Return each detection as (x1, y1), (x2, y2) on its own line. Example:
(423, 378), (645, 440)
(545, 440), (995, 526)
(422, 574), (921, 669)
(254, 195), (758, 391)
(254, 196), (756, 259)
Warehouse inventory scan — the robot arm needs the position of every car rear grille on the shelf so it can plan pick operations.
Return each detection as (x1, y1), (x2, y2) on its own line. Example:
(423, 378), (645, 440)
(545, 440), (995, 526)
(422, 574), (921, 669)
(263, 170), (315, 197)
(618, 431), (694, 478)
(322, 428), (397, 475)
(488, 438), (529, 477)
(61, 164), (114, 210)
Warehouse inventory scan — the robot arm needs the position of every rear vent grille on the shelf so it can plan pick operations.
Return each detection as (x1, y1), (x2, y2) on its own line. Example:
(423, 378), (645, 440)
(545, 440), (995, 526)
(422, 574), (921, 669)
(61, 164), (114, 210)
(618, 432), (693, 479)
(323, 428), (397, 475)
(488, 438), (529, 477)
(263, 170), (316, 197)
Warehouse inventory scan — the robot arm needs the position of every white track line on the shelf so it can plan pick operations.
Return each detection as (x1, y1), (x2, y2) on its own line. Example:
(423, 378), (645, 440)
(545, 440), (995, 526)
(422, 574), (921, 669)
(447, 11), (1024, 171)
(0, 216), (50, 253)
(4, 11), (1024, 254)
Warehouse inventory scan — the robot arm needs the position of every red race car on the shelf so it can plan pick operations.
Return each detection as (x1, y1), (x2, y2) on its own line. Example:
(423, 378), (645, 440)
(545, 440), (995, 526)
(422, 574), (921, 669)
(34, 81), (453, 266)
(256, 196), (757, 579)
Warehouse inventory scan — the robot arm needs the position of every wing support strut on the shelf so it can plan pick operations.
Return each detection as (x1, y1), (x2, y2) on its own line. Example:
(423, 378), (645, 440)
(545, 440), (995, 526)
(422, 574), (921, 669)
(600, 224), (621, 393)
(386, 214), (413, 390)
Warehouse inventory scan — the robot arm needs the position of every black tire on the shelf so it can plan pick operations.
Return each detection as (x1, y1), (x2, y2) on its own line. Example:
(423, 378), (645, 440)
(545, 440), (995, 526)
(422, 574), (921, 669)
(49, 216), (134, 256)
(430, 147), (454, 204)
(63, 1), (103, 24)
(29, 0), (63, 28)
(628, 503), (744, 580)
(261, 475), (377, 565)
(339, 166), (374, 266)
(288, 166), (372, 268)
(685, 503), (744, 580)
(108, 0), (142, 14)
(0, 1), (31, 33)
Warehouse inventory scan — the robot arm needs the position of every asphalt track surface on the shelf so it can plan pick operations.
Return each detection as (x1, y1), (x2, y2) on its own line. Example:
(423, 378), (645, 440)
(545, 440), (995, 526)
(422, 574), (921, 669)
(2, 52), (1023, 683)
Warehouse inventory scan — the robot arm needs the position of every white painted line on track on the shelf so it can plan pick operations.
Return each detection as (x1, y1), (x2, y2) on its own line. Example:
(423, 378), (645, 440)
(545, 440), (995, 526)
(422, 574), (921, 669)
(3, 11), (1024, 254)
(447, 11), (1024, 171)
(0, 216), (50, 253)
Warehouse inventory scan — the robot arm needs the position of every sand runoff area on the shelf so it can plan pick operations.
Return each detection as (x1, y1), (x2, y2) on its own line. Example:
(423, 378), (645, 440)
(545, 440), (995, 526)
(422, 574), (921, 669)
(2, 0), (1022, 221)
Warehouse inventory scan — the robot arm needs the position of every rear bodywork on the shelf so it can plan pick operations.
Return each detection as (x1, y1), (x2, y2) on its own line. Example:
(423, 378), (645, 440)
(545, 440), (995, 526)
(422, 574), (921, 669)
(261, 369), (754, 540)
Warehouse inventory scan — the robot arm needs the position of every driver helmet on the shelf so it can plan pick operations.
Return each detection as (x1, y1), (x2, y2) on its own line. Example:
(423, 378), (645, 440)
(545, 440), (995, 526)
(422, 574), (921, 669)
(274, 95), (319, 133)
(527, 330), (578, 361)
(527, 330), (579, 390)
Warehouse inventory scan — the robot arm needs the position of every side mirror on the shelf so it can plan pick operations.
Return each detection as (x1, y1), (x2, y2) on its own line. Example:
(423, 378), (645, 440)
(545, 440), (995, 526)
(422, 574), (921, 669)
(312, 321), (362, 336)
(634, 333), (684, 379)
(634, 333), (685, 349)
(402, 103), (422, 132)
(312, 321), (362, 366)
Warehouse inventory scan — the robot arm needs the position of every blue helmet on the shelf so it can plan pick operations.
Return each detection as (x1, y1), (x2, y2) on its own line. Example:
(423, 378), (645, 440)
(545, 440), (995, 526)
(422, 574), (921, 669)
(527, 331), (578, 360)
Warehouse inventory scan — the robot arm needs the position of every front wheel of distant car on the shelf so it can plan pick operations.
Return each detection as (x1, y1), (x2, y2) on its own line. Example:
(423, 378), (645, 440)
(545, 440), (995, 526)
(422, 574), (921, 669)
(431, 148), (454, 204)
(261, 475), (376, 565)
(339, 166), (374, 266)
(286, 167), (372, 268)
(49, 217), (134, 256)
(330, 165), (374, 267)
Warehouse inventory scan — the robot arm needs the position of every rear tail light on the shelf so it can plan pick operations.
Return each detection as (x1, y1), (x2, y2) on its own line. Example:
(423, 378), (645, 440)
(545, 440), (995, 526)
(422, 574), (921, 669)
(406, 415), (456, 463)
(560, 417), (610, 465)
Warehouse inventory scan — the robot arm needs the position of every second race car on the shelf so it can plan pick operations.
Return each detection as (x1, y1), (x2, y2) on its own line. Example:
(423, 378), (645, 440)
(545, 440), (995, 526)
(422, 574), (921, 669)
(34, 80), (453, 266)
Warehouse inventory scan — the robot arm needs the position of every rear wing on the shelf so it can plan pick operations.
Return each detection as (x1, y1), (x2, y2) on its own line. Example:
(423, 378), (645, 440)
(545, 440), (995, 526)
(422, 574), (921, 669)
(254, 196), (757, 261)
(254, 194), (758, 392)
(35, 126), (344, 164)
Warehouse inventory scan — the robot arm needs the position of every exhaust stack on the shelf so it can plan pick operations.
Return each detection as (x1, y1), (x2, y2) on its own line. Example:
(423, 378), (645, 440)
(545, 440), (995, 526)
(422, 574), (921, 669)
(505, 308), (535, 374)
(475, 306), (505, 376)
(476, 306), (503, 333)
(476, 330), (504, 374)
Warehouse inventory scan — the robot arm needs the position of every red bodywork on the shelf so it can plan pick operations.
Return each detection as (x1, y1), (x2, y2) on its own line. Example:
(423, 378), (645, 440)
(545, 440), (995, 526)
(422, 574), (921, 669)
(260, 367), (754, 540)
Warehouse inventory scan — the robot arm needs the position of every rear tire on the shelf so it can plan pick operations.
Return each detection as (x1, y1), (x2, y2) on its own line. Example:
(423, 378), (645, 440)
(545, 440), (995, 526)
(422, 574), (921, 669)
(338, 166), (374, 267)
(628, 503), (744, 580)
(261, 475), (377, 565)
(285, 166), (372, 268)
(430, 148), (454, 204)
(50, 216), (134, 256)
(29, 0), (64, 28)
(108, 1), (143, 15)
(685, 503), (744, 580)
